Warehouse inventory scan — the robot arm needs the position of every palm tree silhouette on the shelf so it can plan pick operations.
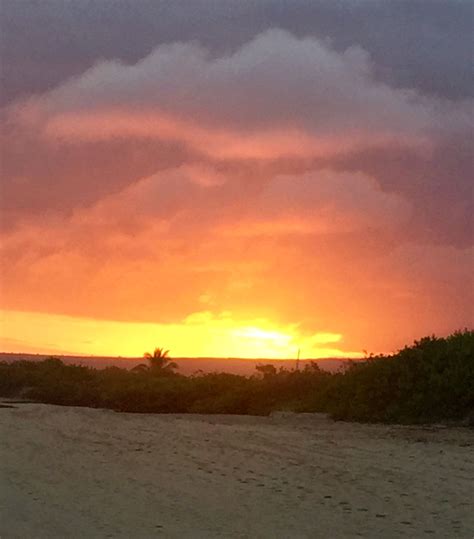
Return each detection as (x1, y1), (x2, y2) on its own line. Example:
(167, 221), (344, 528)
(133, 348), (178, 374)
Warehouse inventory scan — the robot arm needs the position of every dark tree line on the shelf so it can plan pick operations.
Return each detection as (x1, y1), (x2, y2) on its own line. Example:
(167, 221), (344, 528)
(0, 330), (472, 424)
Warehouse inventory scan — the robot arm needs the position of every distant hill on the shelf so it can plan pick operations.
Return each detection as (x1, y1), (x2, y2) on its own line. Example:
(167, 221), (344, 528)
(0, 352), (348, 376)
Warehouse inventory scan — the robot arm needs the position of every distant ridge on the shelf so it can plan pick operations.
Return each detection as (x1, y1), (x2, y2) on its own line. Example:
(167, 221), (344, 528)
(0, 352), (349, 376)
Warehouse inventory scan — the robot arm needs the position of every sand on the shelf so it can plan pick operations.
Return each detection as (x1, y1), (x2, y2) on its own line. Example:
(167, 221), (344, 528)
(0, 403), (473, 538)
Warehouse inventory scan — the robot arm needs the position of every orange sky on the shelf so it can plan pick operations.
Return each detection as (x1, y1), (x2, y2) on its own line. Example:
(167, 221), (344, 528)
(1, 30), (472, 359)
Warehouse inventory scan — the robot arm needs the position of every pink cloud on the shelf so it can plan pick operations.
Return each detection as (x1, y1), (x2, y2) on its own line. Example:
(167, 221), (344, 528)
(11, 30), (435, 160)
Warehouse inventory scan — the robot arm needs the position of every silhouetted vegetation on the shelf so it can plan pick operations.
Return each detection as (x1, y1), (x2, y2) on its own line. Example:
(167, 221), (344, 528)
(132, 348), (178, 375)
(0, 331), (472, 424)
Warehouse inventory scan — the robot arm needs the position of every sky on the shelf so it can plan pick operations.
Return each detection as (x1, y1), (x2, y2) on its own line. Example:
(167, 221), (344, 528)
(0, 0), (473, 359)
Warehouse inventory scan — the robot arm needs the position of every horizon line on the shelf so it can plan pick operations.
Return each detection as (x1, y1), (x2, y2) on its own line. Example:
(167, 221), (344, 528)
(0, 351), (355, 362)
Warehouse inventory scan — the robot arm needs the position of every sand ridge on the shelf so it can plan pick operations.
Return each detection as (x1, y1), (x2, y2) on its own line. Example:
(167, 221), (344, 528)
(1, 403), (473, 538)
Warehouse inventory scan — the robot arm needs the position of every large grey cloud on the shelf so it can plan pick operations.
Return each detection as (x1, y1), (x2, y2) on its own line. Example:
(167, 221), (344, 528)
(1, 0), (472, 105)
(17, 30), (433, 144)
(2, 26), (472, 252)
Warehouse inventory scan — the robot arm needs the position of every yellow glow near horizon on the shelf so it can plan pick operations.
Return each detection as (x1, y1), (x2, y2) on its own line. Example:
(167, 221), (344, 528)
(0, 309), (363, 359)
(232, 326), (293, 345)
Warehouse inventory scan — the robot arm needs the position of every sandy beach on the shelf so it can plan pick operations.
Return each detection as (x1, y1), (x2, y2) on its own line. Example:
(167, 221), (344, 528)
(1, 403), (473, 538)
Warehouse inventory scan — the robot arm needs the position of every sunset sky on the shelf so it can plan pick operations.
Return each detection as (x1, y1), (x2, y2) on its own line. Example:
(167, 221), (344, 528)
(1, 0), (473, 359)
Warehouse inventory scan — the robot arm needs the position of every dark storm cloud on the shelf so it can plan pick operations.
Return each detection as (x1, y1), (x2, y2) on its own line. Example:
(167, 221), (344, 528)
(1, 0), (472, 105)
